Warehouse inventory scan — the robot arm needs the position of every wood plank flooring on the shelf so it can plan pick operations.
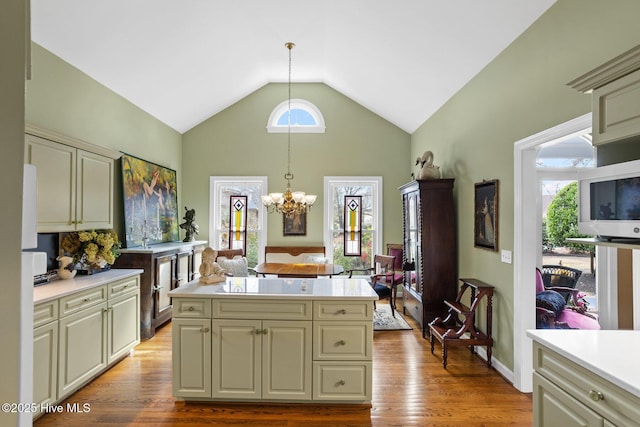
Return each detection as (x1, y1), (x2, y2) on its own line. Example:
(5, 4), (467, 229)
(34, 302), (532, 426)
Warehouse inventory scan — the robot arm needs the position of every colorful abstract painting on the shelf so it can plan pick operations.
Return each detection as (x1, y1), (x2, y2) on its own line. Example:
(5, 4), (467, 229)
(121, 154), (179, 247)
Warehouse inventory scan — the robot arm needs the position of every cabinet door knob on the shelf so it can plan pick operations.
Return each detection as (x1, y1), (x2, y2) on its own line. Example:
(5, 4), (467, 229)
(337, 340), (346, 346)
(188, 306), (195, 311)
(337, 379), (346, 386)
(201, 327), (210, 333)
(589, 390), (604, 401)
(337, 309), (347, 315)
(255, 328), (268, 335)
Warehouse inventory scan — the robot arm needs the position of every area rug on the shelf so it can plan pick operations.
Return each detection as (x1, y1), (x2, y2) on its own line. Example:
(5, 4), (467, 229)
(373, 305), (412, 331)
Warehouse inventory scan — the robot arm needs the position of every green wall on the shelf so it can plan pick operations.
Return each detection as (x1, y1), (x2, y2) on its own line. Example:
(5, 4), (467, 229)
(411, 0), (640, 370)
(26, 43), (183, 238)
(182, 82), (410, 245)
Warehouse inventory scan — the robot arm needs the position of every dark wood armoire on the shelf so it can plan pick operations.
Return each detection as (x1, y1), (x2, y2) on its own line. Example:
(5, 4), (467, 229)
(399, 179), (457, 337)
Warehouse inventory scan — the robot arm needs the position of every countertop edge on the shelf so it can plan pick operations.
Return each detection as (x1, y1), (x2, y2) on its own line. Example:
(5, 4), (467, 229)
(34, 269), (144, 304)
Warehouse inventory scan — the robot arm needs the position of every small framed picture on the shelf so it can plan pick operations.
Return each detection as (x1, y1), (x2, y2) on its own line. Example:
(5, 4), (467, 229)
(283, 211), (306, 236)
(474, 180), (498, 251)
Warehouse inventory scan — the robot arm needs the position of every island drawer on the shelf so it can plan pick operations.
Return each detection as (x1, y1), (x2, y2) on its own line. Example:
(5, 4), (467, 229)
(34, 300), (59, 328)
(59, 285), (107, 317)
(533, 342), (640, 426)
(313, 322), (372, 360)
(108, 276), (139, 298)
(212, 299), (312, 320)
(173, 298), (212, 318)
(312, 361), (372, 401)
(313, 301), (373, 321)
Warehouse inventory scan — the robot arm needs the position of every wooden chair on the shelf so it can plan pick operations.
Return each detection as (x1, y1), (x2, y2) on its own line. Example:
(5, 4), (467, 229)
(348, 245), (404, 317)
(535, 268), (599, 329)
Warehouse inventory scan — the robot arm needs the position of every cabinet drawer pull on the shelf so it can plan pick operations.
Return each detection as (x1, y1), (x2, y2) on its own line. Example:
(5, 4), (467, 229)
(337, 309), (347, 315)
(589, 390), (604, 401)
(103, 307), (113, 313)
(188, 306), (195, 311)
(83, 297), (92, 302)
(337, 379), (346, 386)
(337, 340), (346, 346)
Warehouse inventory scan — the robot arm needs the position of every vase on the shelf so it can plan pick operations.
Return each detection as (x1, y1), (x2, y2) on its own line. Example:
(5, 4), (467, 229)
(56, 256), (77, 280)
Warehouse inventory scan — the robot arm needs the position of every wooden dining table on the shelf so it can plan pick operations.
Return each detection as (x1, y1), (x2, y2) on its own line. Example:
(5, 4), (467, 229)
(254, 262), (344, 278)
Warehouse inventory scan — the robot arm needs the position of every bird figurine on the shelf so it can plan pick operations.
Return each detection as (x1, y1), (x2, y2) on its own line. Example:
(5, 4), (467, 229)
(415, 150), (441, 180)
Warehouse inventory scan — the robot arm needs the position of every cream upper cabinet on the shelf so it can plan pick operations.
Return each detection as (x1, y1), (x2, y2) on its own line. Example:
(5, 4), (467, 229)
(24, 126), (120, 232)
(592, 68), (640, 145)
(568, 44), (640, 146)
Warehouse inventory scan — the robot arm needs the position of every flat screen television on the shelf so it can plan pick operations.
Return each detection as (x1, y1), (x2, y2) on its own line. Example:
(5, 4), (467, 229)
(578, 159), (640, 240)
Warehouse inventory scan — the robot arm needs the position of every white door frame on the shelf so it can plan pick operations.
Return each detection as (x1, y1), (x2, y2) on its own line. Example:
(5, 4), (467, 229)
(513, 113), (591, 392)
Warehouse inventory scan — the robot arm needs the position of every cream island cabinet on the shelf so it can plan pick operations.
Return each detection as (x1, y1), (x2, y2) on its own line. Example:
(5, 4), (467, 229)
(527, 330), (640, 427)
(168, 277), (378, 404)
(33, 269), (143, 420)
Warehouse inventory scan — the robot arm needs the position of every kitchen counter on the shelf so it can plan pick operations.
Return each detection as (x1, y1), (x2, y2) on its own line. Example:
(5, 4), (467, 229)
(34, 268), (144, 304)
(169, 277), (377, 403)
(527, 329), (640, 397)
(168, 276), (379, 300)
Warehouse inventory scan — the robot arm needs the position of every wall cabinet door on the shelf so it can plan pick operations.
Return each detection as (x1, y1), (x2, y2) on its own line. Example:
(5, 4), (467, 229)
(33, 321), (58, 416)
(58, 302), (108, 399)
(172, 318), (212, 398)
(107, 291), (140, 364)
(25, 135), (76, 232)
(76, 149), (114, 230)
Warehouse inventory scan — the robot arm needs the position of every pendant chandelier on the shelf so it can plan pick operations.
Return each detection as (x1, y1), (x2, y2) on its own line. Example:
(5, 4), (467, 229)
(261, 42), (317, 217)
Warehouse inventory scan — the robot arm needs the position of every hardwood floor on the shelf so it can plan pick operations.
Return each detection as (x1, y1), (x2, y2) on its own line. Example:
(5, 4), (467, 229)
(34, 302), (532, 426)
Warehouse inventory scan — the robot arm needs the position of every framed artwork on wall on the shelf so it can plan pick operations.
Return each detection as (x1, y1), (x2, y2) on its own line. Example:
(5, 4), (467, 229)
(283, 211), (306, 236)
(121, 153), (179, 247)
(474, 179), (498, 251)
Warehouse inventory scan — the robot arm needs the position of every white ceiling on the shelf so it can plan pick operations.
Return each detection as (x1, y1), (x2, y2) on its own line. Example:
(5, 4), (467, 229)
(31, 0), (556, 134)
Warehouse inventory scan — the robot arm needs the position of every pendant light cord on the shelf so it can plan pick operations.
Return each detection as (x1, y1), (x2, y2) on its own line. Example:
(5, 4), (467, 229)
(285, 42), (294, 182)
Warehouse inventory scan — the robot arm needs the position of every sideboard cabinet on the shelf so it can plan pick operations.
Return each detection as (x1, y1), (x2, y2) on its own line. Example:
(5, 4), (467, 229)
(113, 241), (207, 339)
(400, 179), (457, 337)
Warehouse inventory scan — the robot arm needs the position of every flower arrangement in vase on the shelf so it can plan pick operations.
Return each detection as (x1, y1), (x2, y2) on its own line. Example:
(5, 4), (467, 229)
(60, 229), (121, 274)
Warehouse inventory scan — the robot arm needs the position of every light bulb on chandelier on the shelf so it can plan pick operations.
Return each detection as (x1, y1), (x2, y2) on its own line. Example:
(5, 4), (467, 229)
(262, 42), (316, 217)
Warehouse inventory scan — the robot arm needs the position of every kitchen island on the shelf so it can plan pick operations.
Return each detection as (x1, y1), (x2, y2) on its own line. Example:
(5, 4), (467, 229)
(527, 329), (640, 427)
(168, 277), (378, 404)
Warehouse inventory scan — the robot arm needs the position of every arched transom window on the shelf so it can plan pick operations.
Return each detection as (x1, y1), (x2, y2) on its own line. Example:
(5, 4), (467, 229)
(266, 98), (326, 133)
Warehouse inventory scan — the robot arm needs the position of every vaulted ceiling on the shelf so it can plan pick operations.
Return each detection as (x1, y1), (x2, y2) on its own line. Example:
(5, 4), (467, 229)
(31, 0), (556, 134)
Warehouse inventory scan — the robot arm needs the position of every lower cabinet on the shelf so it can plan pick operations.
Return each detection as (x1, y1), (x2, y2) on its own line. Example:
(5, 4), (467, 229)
(33, 319), (58, 416)
(171, 297), (373, 403)
(33, 274), (140, 420)
(532, 342), (640, 427)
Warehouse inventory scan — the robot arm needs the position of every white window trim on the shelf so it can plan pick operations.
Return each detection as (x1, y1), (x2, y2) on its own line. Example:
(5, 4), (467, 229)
(323, 176), (383, 263)
(209, 176), (268, 264)
(266, 98), (326, 133)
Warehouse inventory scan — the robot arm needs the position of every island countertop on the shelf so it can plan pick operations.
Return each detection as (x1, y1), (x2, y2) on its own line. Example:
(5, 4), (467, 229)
(527, 329), (640, 397)
(168, 277), (379, 300)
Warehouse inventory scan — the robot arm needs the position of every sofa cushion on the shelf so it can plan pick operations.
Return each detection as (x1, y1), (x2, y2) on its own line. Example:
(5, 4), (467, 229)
(217, 256), (249, 277)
